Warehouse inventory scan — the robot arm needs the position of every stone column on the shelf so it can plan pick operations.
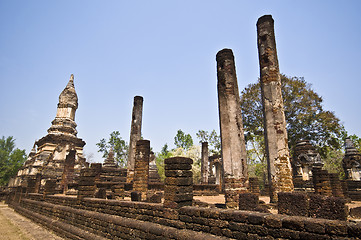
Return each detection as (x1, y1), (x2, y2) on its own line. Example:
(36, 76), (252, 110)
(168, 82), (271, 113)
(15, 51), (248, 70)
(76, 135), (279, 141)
(256, 15), (294, 202)
(133, 140), (150, 201)
(164, 157), (193, 208)
(216, 48), (248, 208)
(127, 96), (144, 183)
(201, 142), (209, 184)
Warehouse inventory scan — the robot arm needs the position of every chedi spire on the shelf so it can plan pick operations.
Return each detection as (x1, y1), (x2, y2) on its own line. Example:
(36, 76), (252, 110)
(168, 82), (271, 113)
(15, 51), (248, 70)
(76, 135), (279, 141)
(47, 74), (79, 136)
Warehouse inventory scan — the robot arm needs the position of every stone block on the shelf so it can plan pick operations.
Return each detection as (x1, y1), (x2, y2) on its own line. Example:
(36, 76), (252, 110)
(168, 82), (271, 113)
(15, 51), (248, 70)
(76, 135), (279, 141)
(239, 192), (259, 211)
(165, 164), (192, 171)
(165, 170), (193, 177)
(278, 192), (308, 216)
(165, 177), (192, 186)
(309, 194), (348, 220)
(164, 157), (193, 165)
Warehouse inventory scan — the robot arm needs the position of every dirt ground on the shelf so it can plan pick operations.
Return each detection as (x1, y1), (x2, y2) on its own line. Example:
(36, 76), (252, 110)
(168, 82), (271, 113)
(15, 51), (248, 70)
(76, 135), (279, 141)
(0, 201), (63, 240)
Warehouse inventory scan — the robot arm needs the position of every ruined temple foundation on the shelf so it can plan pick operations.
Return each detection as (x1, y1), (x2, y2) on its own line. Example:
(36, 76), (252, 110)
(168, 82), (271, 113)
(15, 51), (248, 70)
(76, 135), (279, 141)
(133, 140), (150, 201)
(256, 15), (294, 202)
(127, 96), (143, 183)
(216, 48), (248, 207)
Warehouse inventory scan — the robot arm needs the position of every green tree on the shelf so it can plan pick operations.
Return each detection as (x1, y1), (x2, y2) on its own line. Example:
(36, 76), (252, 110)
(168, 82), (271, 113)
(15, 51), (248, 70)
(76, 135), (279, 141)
(196, 129), (221, 155)
(241, 75), (346, 178)
(348, 134), (361, 152)
(241, 75), (345, 157)
(155, 143), (173, 181)
(0, 136), (27, 186)
(174, 129), (193, 150)
(96, 131), (128, 167)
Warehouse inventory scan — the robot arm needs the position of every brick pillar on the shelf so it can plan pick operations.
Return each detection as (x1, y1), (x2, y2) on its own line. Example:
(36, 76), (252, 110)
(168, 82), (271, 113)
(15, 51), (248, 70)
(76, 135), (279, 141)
(216, 48), (249, 208)
(61, 149), (76, 193)
(249, 177), (260, 196)
(256, 15), (294, 202)
(312, 169), (332, 196)
(201, 142), (209, 184)
(91, 163), (102, 182)
(133, 140), (150, 201)
(77, 166), (97, 200)
(127, 96), (143, 183)
(329, 173), (344, 198)
(164, 157), (193, 208)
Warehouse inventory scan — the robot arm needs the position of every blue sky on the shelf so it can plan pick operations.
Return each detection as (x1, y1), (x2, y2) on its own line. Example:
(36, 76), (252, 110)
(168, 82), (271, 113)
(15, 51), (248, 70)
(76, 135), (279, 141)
(1, 1), (360, 162)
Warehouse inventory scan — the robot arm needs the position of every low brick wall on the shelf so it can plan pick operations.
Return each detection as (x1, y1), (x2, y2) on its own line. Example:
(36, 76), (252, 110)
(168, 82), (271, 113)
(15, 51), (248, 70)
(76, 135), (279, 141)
(193, 184), (220, 196)
(15, 199), (224, 240)
(11, 193), (361, 239)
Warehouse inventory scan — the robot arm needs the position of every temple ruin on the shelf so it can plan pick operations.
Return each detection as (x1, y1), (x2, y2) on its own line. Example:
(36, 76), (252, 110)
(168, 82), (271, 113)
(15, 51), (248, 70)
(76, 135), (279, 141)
(9, 74), (87, 192)
(2, 14), (361, 240)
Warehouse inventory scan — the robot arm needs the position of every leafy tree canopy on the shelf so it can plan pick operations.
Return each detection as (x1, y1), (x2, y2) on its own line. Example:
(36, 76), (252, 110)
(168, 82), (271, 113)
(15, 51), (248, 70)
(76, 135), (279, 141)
(241, 74), (346, 158)
(0, 136), (26, 186)
(96, 131), (128, 167)
(174, 129), (193, 150)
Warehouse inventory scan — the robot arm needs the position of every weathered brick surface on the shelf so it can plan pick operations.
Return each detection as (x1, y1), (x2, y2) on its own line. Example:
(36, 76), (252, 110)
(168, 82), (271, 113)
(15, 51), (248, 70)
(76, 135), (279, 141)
(313, 169), (333, 196)
(239, 192), (259, 211)
(256, 15), (294, 202)
(11, 194), (361, 239)
(309, 194), (348, 220)
(43, 179), (57, 196)
(278, 192), (308, 216)
(133, 140), (150, 201)
(164, 157), (193, 209)
(127, 96), (143, 183)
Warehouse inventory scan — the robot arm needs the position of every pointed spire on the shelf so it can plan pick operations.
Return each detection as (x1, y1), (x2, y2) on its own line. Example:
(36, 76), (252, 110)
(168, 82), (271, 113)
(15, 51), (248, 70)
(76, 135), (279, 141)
(58, 74), (78, 109)
(103, 148), (117, 168)
(66, 74), (75, 88)
(47, 74), (79, 136)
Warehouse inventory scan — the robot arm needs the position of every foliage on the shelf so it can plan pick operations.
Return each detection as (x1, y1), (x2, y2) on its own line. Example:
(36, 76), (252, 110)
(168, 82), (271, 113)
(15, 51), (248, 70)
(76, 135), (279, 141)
(96, 131), (128, 167)
(348, 134), (361, 152)
(155, 144), (172, 181)
(196, 129), (221, 155)
(241, 74), (346, 178)
(0, 136), (27, 186)
(321, 146), (345, 179)
(174, 129), (193, 151)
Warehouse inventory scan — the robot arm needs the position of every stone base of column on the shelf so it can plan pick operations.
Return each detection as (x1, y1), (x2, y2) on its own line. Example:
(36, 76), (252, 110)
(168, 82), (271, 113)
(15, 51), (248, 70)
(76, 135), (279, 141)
(224, 177), (248, 209)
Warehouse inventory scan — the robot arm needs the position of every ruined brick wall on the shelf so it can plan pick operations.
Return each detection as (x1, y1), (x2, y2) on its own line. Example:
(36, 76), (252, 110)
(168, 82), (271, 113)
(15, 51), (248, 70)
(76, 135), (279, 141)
(12, 194), (361, 240)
